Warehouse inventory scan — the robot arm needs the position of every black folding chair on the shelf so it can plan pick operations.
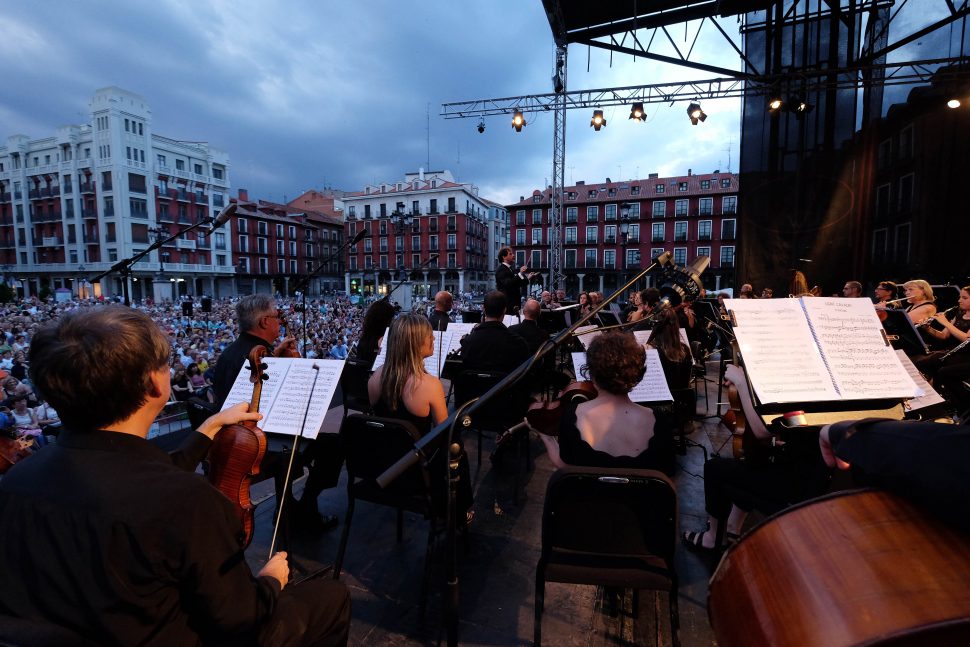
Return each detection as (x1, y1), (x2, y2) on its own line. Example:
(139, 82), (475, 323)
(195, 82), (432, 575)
(334, 414), (459, 617)
(534, 466), (680, 647)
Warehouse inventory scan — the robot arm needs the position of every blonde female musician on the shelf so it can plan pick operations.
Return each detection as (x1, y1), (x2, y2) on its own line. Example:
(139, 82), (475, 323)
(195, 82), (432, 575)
(900, 279), (937, 324)
(367, 313), (473, 515)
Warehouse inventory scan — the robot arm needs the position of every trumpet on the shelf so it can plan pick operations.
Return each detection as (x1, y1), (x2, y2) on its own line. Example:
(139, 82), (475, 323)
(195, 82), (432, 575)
(915, 305), (958, 328)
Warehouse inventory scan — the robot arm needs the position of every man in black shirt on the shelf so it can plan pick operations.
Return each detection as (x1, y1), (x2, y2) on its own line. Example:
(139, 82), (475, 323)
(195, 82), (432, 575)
(495, 246), (535, 316)
(427, 290), (453, 332)
(460, 291), (531, 374)
(0, 305), (350, 646)
(508, 298), (549, 357)
(214, 294), (343, 532)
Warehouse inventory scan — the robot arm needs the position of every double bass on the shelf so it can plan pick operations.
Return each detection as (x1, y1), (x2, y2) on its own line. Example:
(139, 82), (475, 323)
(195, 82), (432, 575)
(206, 346), (268, 548)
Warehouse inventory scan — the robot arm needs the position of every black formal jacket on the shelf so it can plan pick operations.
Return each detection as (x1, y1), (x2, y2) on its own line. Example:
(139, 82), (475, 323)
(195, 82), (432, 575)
(508, 318), (550, 357)
(0, 428), (278, 645)
(427, 309), (450, 332)
(459, 320), (530, 374)
(495, 263), (528, 314)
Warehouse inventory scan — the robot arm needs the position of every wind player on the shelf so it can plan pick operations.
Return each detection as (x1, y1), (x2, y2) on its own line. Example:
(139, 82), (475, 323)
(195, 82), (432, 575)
(496, 246), (537, 316)
(0, 305), (350, 645)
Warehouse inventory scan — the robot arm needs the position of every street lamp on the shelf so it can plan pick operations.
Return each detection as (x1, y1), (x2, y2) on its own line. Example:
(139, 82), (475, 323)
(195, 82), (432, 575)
(392, 202), (413, 233)
(620, 203), (632, 292)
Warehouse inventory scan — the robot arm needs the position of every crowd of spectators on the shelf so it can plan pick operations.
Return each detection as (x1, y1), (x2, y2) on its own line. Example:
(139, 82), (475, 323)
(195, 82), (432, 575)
(0, 293), (373, 446)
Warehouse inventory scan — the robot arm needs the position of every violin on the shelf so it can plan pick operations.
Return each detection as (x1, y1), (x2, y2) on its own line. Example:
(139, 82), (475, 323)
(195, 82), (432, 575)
(206, 346), (269, 548)
(524, 381), (599, 437)
(0, 435), (33, 474)
(493, 381), (598, 451)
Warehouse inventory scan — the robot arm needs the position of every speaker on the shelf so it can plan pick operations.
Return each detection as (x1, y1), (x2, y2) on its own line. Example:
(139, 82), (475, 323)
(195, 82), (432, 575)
(181, 301), (193, 317)
(201, 296), (212, 313)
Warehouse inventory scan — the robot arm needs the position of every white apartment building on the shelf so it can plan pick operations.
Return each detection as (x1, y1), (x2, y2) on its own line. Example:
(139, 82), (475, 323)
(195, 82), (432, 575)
(0, 87), (233, 302)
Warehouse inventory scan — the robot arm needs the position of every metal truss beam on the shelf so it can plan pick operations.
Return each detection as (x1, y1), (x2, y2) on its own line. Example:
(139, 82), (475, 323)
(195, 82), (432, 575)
(441, 58), (968, 119)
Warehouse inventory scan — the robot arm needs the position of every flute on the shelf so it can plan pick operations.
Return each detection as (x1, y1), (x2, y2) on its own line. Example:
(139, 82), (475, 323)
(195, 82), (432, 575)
(915, 305), (958, 327)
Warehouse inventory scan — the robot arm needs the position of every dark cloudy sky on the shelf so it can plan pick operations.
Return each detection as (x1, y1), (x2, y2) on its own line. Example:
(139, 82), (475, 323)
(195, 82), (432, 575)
(0, 1), (956, 205)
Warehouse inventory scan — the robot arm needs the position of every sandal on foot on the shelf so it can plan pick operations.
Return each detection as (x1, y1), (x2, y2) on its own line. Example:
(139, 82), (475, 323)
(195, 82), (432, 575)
(682, 530), (719, 553)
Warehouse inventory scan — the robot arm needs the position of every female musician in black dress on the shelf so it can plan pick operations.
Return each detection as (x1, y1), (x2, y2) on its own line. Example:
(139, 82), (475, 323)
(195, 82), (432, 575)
(646, 309), (693, 391)
(901, 279), (937, 324)
(915, 286), (970, 404)
(367, 313), (473, 515)
(538, 332), (674, 474)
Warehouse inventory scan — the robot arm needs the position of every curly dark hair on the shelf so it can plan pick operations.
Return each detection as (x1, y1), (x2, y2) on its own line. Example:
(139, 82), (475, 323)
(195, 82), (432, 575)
(585, 332), (645, 395)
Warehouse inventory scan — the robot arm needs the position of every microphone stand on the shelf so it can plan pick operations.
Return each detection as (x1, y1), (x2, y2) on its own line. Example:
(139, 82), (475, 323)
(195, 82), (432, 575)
(377, 252), (674, 647)
(291, 234), (365, 360)
(89, 216), (218, 307)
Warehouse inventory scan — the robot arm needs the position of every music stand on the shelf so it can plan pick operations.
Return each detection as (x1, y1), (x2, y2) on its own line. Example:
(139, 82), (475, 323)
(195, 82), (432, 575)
(460, 310), (482, 324)
(595, 311), (621, 327)
(881, 309), (929, 356)
(538, 310), (567, 334)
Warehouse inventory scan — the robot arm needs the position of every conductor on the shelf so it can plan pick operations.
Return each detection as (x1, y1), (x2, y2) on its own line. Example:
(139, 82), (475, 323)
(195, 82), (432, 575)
(496, 246), (537, 316)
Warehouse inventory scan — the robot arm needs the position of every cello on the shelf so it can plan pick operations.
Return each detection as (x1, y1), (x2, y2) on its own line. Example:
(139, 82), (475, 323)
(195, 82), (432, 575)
(206, 346), (268, 548)
(709, 489), (970, 646)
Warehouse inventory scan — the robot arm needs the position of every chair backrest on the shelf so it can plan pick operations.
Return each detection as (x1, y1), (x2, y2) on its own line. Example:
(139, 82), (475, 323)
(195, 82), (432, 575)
(453, 370), (529, 429)
(340, 358), (373, 413)
(339, 414), (429, 494)
(541, 466), (677, 563)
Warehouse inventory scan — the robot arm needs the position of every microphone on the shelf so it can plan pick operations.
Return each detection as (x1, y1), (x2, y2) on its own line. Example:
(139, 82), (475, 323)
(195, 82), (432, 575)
(352, 228), (368, 245)
(207, 203), (237, 233)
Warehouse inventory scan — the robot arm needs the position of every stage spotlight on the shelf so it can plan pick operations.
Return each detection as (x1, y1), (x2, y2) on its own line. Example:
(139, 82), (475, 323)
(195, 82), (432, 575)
(511, 111), (526, 132)
(590, 109), (606, 131)
(477, 120), (485, 134)
(686, 102), (707, 125)
(793, 96), (814, 114)
(629, 102), (645, 121)
(768, 97), (783, 113)
(947, 99), (961, 109)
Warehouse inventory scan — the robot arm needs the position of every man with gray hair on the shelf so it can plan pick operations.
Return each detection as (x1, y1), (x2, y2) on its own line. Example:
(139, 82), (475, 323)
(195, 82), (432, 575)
(213, 294), (341, 533)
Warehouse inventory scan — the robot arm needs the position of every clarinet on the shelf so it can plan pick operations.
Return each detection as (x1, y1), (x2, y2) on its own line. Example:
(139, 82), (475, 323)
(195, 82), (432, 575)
(941, 337), (970, 361)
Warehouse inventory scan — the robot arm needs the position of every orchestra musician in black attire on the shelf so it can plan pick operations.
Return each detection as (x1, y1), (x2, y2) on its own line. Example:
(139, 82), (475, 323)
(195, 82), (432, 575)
(427, 290), (453, 332)
(495, 246), (536, 316)
(213, 294), (343, 532)
(0, 305), (350, 646)
(354, 299), (397, 367)
(508, 298), (549, 357)
(459, 290), (531, 374)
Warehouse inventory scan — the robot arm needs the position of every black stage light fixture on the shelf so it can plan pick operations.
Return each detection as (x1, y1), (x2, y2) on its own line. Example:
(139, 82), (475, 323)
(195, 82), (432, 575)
(792, 95), (814, 117)
(629, 102), (645, 121)
(511, 111), (526, 132)
(590, 109), (606, 131)
(687, 102), (707, 125)
(768, 97), (784, 113)
(947, 98), (961, 109)
(477, 120), (485, 133)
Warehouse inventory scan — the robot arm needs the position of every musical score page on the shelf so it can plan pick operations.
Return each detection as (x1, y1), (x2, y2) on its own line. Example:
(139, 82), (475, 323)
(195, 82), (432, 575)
(571, 348), (673, 404)
(574, 325), (600, 349)
(220, 358), (344, 439)
(632, 329), (692, 359)
(371, 322), (478, 377)
(800, 297), (917, 400)
(895, 349), (945, 411)
(725, 298), (838, 404)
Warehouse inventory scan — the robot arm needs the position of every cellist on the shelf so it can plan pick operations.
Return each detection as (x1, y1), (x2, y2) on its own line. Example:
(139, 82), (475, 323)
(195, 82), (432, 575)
(0, 305), (350, 646)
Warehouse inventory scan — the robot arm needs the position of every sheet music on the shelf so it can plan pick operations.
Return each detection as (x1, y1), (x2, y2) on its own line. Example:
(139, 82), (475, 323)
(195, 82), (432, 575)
(570, 348), (673, 403)
(220, 358), (344, 439)
(895, 349), (946, 411)
(630, 328), (692, 359)
(725, 298), (838, 404)
(372, 323), (477, 378)
(801, 297), (917, 400)
(503, 314), (519, 327)
(574, 325), (600, 349)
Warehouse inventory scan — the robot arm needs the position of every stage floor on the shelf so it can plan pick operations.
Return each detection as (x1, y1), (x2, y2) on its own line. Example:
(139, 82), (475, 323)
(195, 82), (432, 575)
(245, 360), (730, 646)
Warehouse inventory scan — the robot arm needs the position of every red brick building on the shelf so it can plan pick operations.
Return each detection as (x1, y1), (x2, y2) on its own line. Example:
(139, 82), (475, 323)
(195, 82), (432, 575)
(507, 171), (739, 296)
(231, 189), (344, 296)
(343, 170), (491, 297)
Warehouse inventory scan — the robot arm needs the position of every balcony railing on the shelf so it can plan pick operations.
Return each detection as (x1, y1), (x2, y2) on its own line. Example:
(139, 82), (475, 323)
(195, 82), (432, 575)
(674, 234), (687, 242)
(80, 182), (94, 194)
(0, 193), (9, 203)
(28, 190), (40, 199)
(721, 233), (736, 241)
(0, 239), (15, 248)
(720, 259), (735, 268)
(651, 236), (665, 243)
(83, 233), (99, 243)
(605, 236), (616, 244)
(698, 234), (711, 241)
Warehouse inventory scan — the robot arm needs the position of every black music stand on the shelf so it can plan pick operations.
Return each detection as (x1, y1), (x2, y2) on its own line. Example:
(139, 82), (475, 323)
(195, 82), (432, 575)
(460, 310), (482, 324)
(538, 310), (567, 334)
(595, 311), (621, 327)
(881, 309), (929, 356)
